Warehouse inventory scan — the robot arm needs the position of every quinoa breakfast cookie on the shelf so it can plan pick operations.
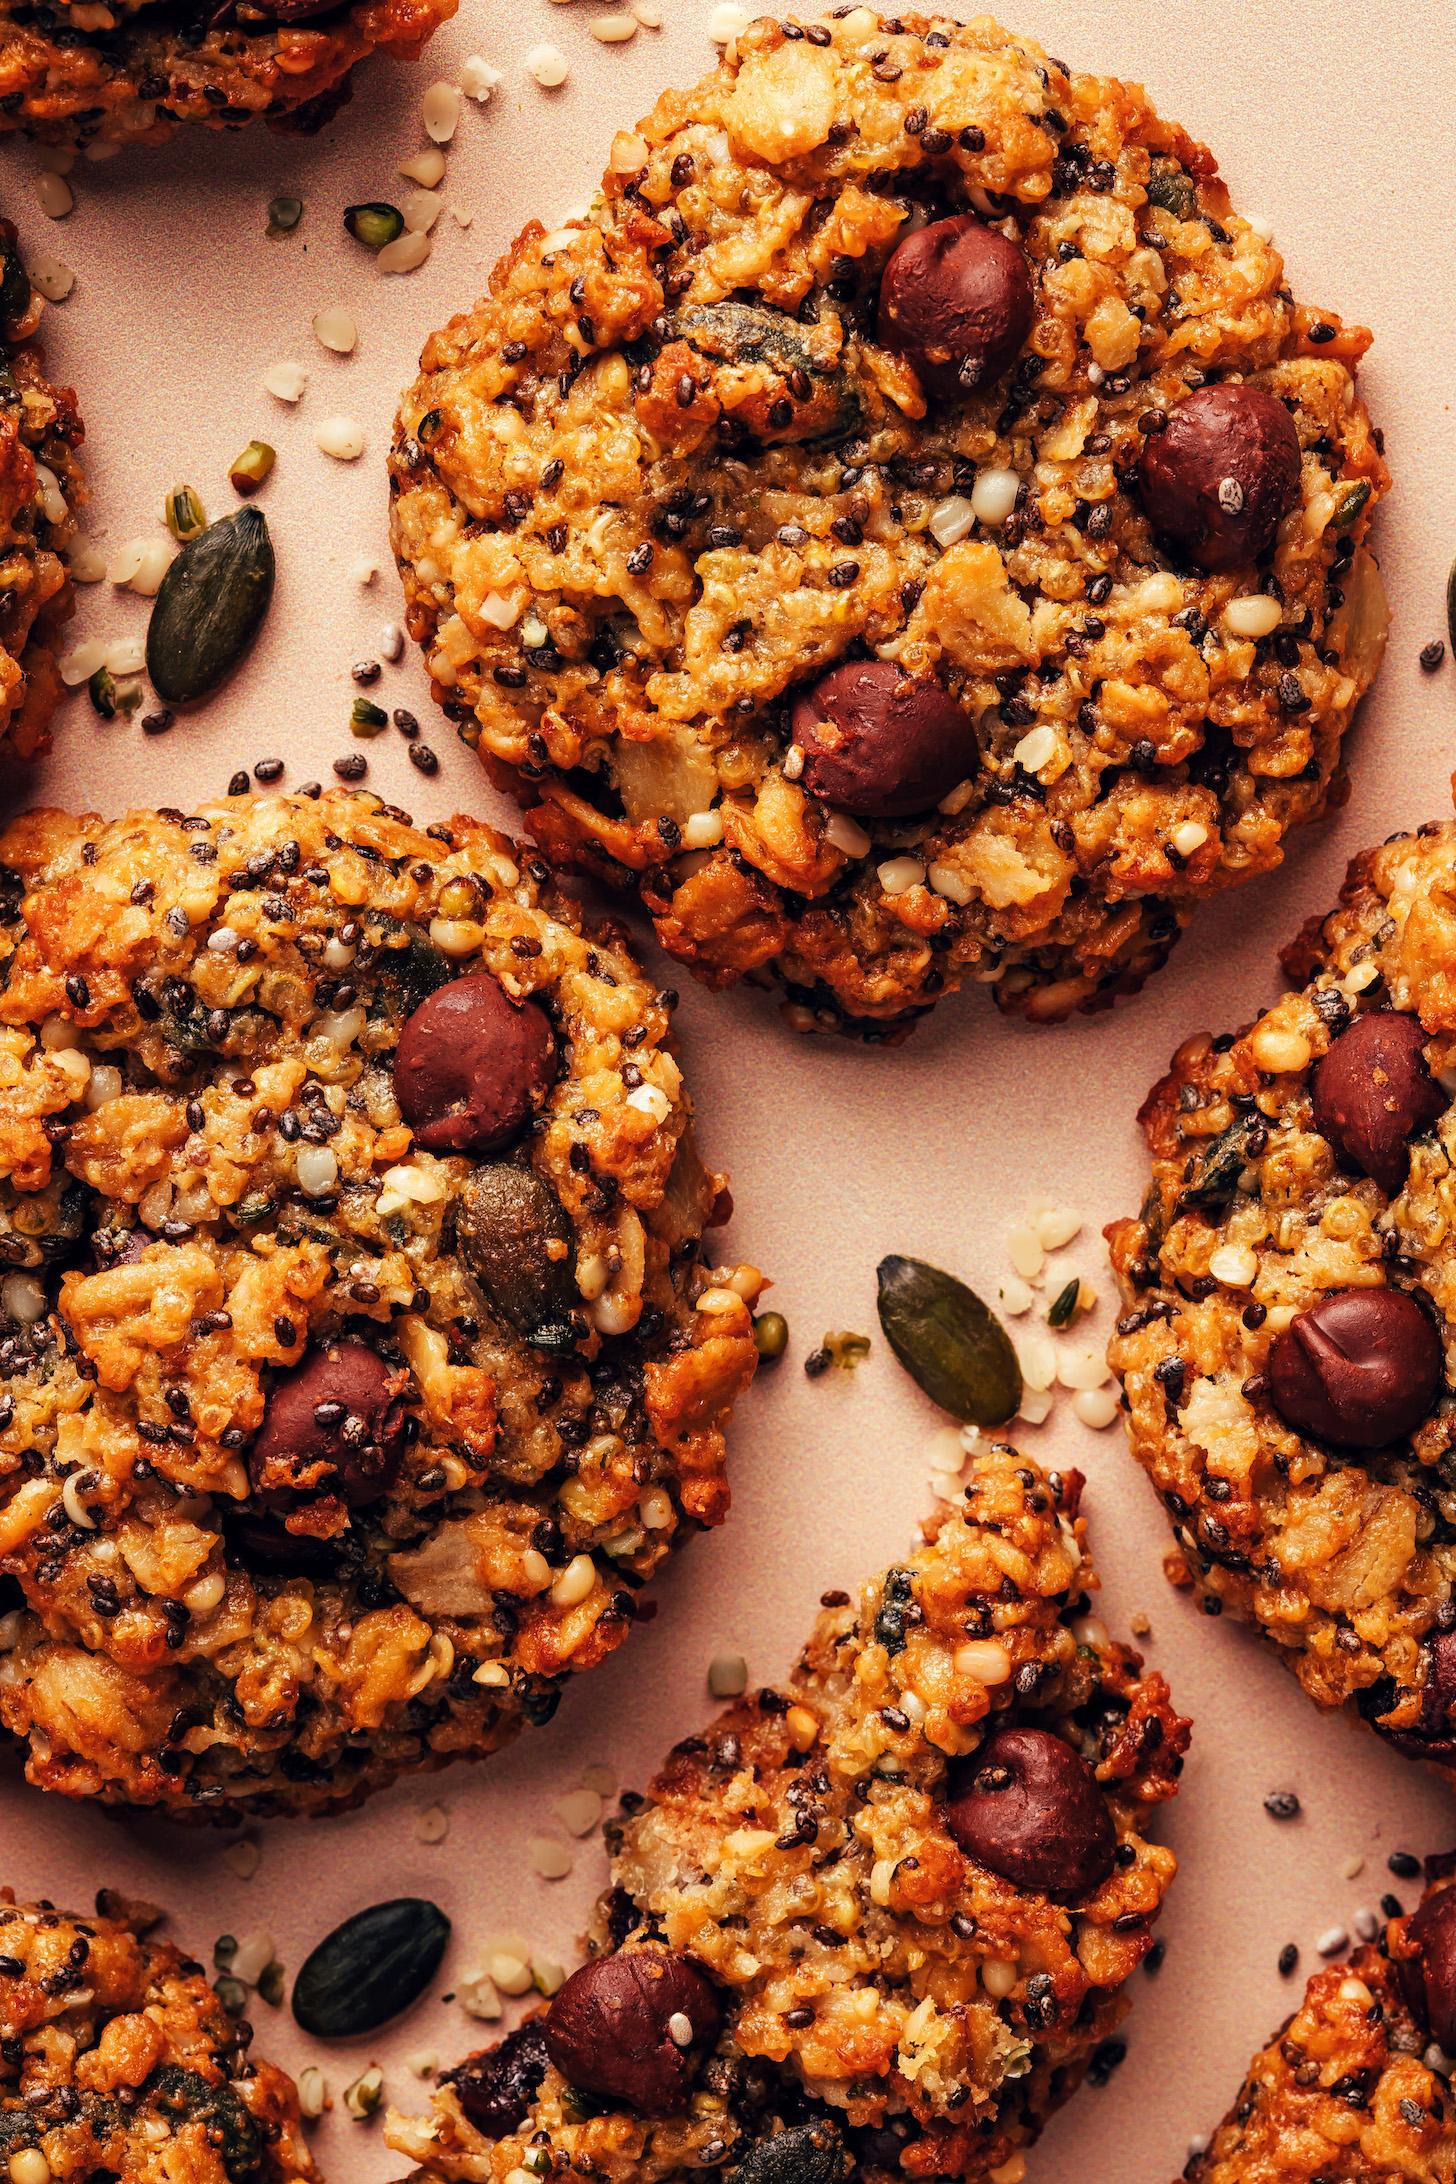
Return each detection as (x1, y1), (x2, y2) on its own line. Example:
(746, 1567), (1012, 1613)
(385, 1445), (1187, 2182)
(0, 789), (761, 1818)
(0, 219), (83, 767)
(1188, 1860), (1456, 2183)
(1108, 807), (1456, 1768)
(0, 0), (454, 146)
(391, 9), (1388, 1038)
(0, 1884), (317, 2181)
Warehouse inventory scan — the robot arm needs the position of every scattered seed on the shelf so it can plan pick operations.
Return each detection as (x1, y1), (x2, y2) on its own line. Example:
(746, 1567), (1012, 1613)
(1278, 1942), (1299, 1977)
(416, 1804), (449, 1844)
(378, 229), (432, 275)
(316, 416), (365, 461)
(230, 441), (276, 497)
(293, 1899), (450, 2039)
(333, 753), (367, 781)
(524, 41), (569, 85)
(876, 1256), (1022, 1426)
(141, 709), (174, 737)
(263, 359), (307, 404)
(753, 1310), (788, 1362)
(1316, 1925), (1350, 1957)
(408, 742), (440, 775)
(708, 1651), (748, 1697)
(344, 201), (404, 250)
(164, 484), (207, 543)
(393, 707), (420, 738)
(312, 305), (358, 355)
(33, 170), (73, 219)
(27, 254), (73, 302)
(459, 55), (502, 101)
(253, 758), (284, 784)
(528, 1836), (573, 1881)
(1389, 1851), (1422, 1879)
(266, 195), (303, 238)
(381, 623), (405, 662)
(422, 79), (462, 141)
(590, 9), (637, 36)
(1421, 639), (1446, 673)
(351, 697), (388, 735)
(399, 148), (446, 187)
(228, 770), (249, 796)
(147, 508), (274, 705)
(1263, 1791), (1300, 1820)
(402, 188), (443, 235)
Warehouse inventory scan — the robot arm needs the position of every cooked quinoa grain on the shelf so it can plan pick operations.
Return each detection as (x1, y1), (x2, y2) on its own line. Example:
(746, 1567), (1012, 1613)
(385, 1446), (1186, 2181)
(0, 790), (759, 1818)
(391, 10), (1387, 1038)
(0, 0), (456, 146)
(1108, 805), (1456, 1769)
(0, 1887), (316, 2182)
(1189, 1863), (1456, 2183)
(0, 217), (83, 764)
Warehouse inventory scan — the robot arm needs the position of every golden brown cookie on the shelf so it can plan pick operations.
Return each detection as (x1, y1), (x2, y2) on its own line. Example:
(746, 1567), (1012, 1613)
(392, 9), (1386, 1037)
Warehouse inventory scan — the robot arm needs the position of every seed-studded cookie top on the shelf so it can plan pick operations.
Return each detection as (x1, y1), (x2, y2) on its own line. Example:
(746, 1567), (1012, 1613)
(1108, 814), (1456, 1762)
(0, 792), (759, 1817)
(0, 221), (83, 763)
(392, 8), (1387, 1036)
(0, 0), (456, 145)
(387, 1447), (1187, 2182)
(1189, 1864), (1456, 2184)
(0, 1887), (316, 2182)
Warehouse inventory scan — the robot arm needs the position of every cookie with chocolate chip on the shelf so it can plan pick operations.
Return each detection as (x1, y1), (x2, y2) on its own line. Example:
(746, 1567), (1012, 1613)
(0, 0), (455, 144)
(0, 1885), (317, 2183)
(1190, 1864), (1456, 2182)
(0, 217), (84, 764)
(392, 10), (1386, 1038)
(0, 790), (760, 1818)
(1108, 808), (1456, 1769)
(385, 1446), (1187, 2182)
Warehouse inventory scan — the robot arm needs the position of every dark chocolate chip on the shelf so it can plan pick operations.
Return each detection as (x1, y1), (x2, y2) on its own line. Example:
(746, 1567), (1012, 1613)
(1312, 1010), (1445, 1196)
(1135, 383), (1301, 571)
(394, 972), (556, 1156)
(449, 2020), (551, 2139)
(790, 660), (976, 817)
(543, 1946), (721, 2113)
(248, 1340), (408, 1511)
(943, 1725), (1116, 1898)
(1401, 1888), (1456, 2051)
(1267, 1288), (1443, 1450)
(877, 214), (1034, 398)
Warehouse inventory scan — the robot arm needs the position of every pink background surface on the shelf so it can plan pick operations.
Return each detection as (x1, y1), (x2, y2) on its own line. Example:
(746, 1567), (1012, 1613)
(1, 4), (1453, 2176)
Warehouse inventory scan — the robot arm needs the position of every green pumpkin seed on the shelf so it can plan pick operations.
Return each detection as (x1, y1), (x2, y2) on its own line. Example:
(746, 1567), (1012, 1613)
(1174, 1114), (1259, 1216)
(229, 440), (275, 497)
(345, 201), (405, 250)
(146, 507), (275, 705)
(351, 696), (389, 735)
(875, 1254), (1021, 1426)
(1145, 164), (1196, 220)
(292, 1897), (450, 2039)
(88, 665), (118, 719)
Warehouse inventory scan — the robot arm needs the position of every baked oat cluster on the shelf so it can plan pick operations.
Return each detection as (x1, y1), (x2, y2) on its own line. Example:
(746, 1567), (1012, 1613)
(1108, 809), (1456, 1766)
(0, 789), (760, 1818)
(0, 0), (455, 145)
(392, 8), (1388, 1038)
(386, 1446), (1187, 2182)
(0, 1886), (316, 2182)
(1190, 1861), (1456, 2184)
(0, 219), (83, 766)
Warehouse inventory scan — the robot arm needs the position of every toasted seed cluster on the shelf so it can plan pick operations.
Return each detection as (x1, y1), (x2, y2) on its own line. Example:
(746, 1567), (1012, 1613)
(1188, 1872), (1455, 2184)
(1107, 812), (1456, 1762)
(0, 791), (759, 1818)
(386, 1446), (1187, 2181)
(0, 0), (457, 146)
(0, 1886), (316, 2182)
(391, 8), (1387, 1038)
(0, 219), (83, 763)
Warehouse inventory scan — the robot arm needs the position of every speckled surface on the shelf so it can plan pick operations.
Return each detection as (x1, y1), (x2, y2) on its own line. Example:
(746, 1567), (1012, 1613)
(0, 4), (1451, 2179)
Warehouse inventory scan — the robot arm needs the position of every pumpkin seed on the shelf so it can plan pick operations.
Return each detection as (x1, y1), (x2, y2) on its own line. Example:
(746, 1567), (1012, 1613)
(1174, 1114), (1259, 1216)
(266, 195), (303, 239)
(292, 1898), (450, 2039)
(1145, 163), (1195, 220)
(345, 201), (405, 250)
(457, 1163), (576, 1334)
(875, 1255), (1021, 1425)
(146, 507), (275, 705)
(351, 697), (389, 735)
(88, 665), (118, 719)
(728, 2121), (850, 2184)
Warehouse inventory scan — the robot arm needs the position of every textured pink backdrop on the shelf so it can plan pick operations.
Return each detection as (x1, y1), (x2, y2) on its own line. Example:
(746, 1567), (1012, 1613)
(1, 4), (1452, 2176)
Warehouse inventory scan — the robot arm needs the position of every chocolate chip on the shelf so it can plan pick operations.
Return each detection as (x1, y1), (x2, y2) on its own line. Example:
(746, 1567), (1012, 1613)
(1135, 383), (1301, 571)
(943, 1725), (1116, 1898)
(448, 2020), (551, 2139)
(1401, 1889), (1456, 2051)
(876, 214), (1034, 398)
(790, 660), (976, 817)
(1312, 1010), (1445, 1196)
(543, 1946), (721, 2113)
(248, 1340), (409, 1512)
(394, 972), (556, 1156)
(1267, 1288), (1443, 1449)
(1368, 1629), (1456, 1765)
